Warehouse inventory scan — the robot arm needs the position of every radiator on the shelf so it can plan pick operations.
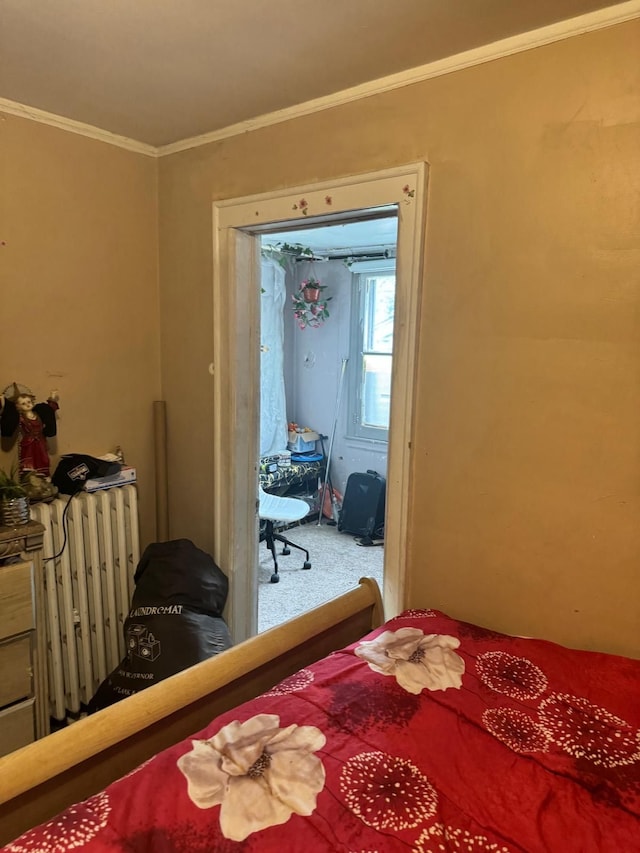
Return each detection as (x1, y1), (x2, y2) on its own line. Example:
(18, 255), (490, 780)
(30, 485), (140, 722)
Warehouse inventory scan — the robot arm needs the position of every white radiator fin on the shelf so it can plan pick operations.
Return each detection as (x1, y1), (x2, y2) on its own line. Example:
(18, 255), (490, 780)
(31, 485), (140, 722)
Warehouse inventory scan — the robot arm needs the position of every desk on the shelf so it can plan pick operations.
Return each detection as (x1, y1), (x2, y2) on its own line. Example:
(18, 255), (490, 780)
(260, 457), (325, 498)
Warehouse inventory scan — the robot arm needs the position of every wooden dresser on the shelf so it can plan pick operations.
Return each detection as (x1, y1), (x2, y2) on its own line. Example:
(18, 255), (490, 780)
(0, 520), (49, 757)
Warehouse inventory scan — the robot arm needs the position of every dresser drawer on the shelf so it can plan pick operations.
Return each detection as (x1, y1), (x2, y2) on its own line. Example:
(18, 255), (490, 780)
(0, 562), (34, 641)
(0, 635), (33, 706)
(0, 698), (36, 757)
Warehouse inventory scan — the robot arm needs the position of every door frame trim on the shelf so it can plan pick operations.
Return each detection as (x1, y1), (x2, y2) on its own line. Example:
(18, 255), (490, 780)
(212, 163), (428, 640)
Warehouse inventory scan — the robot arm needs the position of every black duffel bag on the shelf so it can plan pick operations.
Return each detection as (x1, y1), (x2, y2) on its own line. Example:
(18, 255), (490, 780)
(88, 539), (232, 712)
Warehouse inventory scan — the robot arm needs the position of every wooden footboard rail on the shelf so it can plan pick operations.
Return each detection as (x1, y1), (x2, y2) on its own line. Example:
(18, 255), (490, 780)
(0, 577), (384, 844)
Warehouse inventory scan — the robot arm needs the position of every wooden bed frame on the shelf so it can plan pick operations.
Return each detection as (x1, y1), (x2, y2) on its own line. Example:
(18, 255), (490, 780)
(0, 577), (384, 845)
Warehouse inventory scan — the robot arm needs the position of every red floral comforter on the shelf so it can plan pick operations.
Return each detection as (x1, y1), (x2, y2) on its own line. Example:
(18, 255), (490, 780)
(4, 609), (640, 852)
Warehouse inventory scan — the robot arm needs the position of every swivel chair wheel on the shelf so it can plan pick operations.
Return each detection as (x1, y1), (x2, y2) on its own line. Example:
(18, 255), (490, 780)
(282, 546), (291, 555)
(270, 572), (280, 583)
(303, 561), (311, 570)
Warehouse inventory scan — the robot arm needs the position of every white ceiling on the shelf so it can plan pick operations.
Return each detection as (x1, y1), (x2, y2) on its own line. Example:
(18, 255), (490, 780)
(264, 214), (398, 254)
(0, 0), (631, 148)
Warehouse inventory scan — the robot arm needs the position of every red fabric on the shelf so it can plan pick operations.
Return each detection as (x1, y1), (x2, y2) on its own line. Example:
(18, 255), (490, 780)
(18, 413), (50, 475)
(4, 610), (639, 852)
(319, 485), (342, 520)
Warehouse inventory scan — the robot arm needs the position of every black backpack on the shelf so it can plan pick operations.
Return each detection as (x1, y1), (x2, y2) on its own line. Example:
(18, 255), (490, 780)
(52, 454), (121, 494)
(338, 470), (386, 539)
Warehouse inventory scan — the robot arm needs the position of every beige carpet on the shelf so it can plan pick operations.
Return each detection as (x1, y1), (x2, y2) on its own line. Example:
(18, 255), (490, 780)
(258, 520), (384, 632)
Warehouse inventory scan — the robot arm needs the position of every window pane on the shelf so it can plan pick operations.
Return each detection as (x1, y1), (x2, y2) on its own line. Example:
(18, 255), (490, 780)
(362, 354), (392, 429)
(364, 276), (395, 353)
(348, 263), (395, 442)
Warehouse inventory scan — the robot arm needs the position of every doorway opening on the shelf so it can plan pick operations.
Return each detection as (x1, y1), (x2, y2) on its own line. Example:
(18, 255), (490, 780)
(257, 214), (397, 631)
(212, 164), (428, 643)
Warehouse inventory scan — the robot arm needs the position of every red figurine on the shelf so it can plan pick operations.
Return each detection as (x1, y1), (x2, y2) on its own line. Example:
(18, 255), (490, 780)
(0, 382), (60, 476)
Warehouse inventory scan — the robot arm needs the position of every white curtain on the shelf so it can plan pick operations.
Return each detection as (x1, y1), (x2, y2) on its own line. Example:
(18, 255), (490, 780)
(260, 258), (288, 456)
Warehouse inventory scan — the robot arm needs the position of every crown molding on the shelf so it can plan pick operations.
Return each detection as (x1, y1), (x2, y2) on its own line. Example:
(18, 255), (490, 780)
(0, 98), (158, 156)
(1, 1), (638, 158)
(158, 0), (640, 157)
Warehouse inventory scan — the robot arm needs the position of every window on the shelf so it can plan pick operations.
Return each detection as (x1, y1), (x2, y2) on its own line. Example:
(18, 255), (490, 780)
(348, 259), (396, 442)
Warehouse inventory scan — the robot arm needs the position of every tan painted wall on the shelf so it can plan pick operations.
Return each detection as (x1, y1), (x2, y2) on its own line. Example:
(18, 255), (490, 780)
(158, 20), (640, 657)
(0, 116), (161, 546)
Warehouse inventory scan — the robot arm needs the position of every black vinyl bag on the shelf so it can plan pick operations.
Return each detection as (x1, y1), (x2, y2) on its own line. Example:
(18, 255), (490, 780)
(88, 539), (232, 712)
(52, 453), (121, 494)
(338, 469), (386, 539)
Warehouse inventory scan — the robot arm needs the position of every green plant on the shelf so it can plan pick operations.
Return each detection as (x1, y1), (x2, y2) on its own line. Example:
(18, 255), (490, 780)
(261, 242), (332, 328)
(0, 465), (27, 499)
(260, 242), (318, 293)
(291, 278), (332, 329)
(261, 242), (316, 267)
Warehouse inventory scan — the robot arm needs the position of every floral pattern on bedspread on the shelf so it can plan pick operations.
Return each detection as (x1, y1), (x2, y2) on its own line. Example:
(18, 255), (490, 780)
(354, 627), (465, 693)
(4, 793), (111, 853)
(4, 609), (640, 852)
(177, 715), (326, 841)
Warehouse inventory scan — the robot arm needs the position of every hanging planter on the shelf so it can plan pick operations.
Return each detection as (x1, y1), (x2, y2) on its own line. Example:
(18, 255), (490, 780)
(291, 278), (332, 329)
(301, 283), (321, 303)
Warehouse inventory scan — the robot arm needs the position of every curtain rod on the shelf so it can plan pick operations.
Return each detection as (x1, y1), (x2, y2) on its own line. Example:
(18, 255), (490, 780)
(295, 248), (395, 262)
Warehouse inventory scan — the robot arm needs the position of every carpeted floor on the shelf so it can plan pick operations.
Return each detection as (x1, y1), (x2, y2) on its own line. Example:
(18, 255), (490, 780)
(258, 520), (384, 632)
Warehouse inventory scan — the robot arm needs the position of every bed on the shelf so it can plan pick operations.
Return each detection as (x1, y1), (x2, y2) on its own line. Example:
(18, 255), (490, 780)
(1, 576), (639, 851)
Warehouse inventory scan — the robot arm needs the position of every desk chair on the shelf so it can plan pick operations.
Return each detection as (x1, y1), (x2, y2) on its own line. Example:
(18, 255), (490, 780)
(259, 485), (311, 584)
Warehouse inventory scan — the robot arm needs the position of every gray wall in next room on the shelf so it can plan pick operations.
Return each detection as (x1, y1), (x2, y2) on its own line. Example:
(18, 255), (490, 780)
(284, 259), (388, 497)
